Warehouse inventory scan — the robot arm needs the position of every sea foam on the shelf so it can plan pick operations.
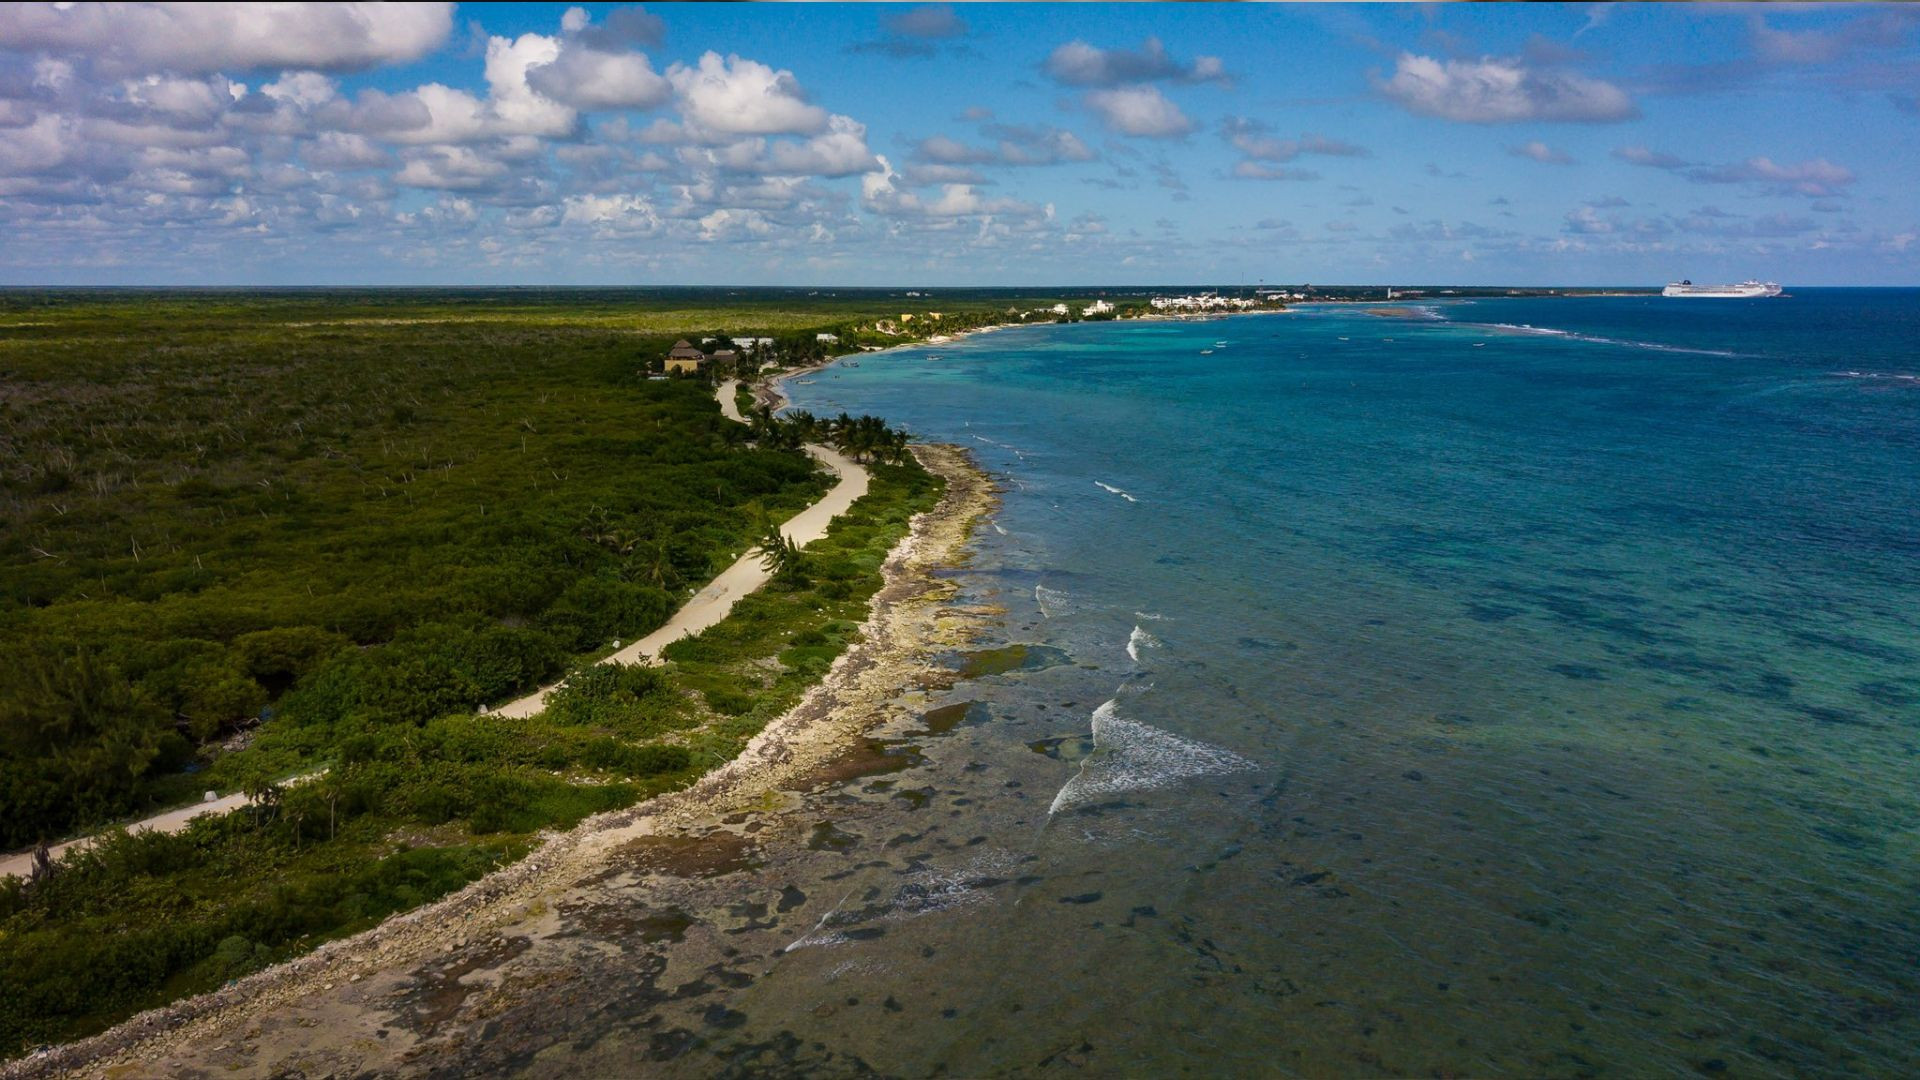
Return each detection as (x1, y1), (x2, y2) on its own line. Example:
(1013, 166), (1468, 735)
(1048, 699), (1258, 814)
(1126, 624), (1161, 665)
(1094, 481), (1139, 502)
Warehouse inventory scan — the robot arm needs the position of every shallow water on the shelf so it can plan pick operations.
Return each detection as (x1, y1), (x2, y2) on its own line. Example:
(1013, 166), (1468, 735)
(553, 294), (1919, 1077)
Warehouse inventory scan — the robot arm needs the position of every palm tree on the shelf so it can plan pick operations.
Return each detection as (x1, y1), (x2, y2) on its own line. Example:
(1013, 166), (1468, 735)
(755, 522), (806, 584)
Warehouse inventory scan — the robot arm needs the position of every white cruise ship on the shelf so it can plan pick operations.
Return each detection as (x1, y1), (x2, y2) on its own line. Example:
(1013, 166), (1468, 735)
(1662, 279), (1783, 298)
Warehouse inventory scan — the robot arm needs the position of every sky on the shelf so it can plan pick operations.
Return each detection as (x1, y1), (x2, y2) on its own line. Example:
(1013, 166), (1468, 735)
(1, 2), (1916, 286)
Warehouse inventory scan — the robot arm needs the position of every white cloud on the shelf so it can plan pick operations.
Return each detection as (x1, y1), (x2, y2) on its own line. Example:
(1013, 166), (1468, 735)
(1044, 38), (1229, 87)
(1378, 52), (1637, 123)
(1748, 11), (1918, 66)
(1612, 145), (1688, 169)
(913, 124), (1097, 167)
(0, 112), (74, 174)
(1509, 140), (1574, 165)
(1084, 86), (1193, 138)
(526, 44), (670, 110)
(562, 192), (660, 231)
(760, 115), (876, 177)
(394, 146), (510, 190)
(263, 71), (338, 110)
(1222, 119), (1368, 163)
(862, 154), (1045, 219)
(1613, 146), (1856, 197)
(113, 74), (241, 123)
(1232, 162), (1320, 182)
(304, 131), (388, 170)
(668, 52), (828, 138)
(697, 207), (773, 241)
(0, 2), (454, 75)
(886, 5), (968, 40)
(348, 34), (576, 145)
(1691, 156), (1855, 197)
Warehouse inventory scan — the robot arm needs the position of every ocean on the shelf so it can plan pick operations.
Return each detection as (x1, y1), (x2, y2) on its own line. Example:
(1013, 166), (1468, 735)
(535, 291), (1919, 1078)
(768, 291), (1920, 1077)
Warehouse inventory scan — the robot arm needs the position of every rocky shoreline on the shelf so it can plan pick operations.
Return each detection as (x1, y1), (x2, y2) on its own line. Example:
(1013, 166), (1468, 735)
(5, 442), (997, 1080)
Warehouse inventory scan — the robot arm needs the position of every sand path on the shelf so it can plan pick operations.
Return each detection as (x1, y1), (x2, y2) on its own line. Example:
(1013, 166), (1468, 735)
(0, 379), (863, 875)
(494, 379), (865, 718)
(0, 790), (257, 880)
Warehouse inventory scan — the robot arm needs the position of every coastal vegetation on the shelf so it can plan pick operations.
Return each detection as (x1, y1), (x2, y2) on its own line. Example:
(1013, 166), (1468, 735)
(0, 289), (947, 1056)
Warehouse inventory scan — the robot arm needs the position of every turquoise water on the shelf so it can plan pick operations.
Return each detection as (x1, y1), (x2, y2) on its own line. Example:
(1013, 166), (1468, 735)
(763, 293), (1918, 1076)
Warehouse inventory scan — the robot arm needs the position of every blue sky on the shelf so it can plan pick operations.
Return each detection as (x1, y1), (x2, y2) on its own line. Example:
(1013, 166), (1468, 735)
(1, 2), (1916, 285)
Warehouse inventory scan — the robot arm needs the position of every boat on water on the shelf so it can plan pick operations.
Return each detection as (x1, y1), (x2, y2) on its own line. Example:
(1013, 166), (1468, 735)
(1662, 279), (1783, 298)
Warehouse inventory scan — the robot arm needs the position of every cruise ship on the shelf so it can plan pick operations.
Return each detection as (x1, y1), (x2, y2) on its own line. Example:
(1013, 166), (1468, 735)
(1662, 279), (1784, 298)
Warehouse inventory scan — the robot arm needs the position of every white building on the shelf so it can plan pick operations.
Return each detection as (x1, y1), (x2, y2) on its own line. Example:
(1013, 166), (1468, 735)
(1083, 300), (1115, 316)
(1050, 303), (1069, 316)
(1149, 294), (1260, 312)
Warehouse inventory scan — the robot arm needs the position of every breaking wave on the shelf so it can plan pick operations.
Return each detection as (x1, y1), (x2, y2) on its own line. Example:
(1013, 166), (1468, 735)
(1048, 699), (1258, 814)
(1471, 321), (1739, 357)
(1095, 481), (1138, 502)
(1036, 584), (1076, 618)
(1126, 624), (1161, 665)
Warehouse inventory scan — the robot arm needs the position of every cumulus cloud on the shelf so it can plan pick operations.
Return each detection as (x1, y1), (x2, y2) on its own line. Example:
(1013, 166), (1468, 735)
(1378, 52), (1637, 123)
(1043, 38), (1229, 87)
(566, 6), (667, 51)
(1084, 86), (1193, 138)
(0, 2), (453, 75)
(394, 146), (511, 190)
(912, 124), (1096, 167)
(668, 52), (828, 138)
(1509, 140), (1574, 164)
(848, 6), (972, 59)
(262, 72), (338, 110)
(862, 154), (1047, 219)
(0, 112), (74, 174)
(1232, 162), (1320, 182)
(1613, 146), (1856, 197)
(1748, 10), (1917, 66)
(1221, 118), (1368, 163)
(886, 5), (968, 40)
(1612, 145), (1688, 170)
(561, 191), (660, 231)
(303, 131), (388, 170)
(1690, 156), (1855, 197)
(526, 43), (670, 110)
(760, 115), (877, 177)
(341, 34), (575, 146)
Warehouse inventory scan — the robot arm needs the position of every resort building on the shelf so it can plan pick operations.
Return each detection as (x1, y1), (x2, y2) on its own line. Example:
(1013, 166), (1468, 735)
(664, 339), (706, 374)
(1150, 293), (1261, 312)
(1083, 300), (1114, 317)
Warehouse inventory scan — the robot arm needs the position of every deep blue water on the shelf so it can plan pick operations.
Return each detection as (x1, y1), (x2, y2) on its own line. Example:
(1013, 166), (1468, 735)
(766, 291), (1920, 1076)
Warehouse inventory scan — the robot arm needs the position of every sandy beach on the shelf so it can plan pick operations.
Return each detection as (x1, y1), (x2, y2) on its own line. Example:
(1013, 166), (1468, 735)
(4, 432), (995, 1080)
